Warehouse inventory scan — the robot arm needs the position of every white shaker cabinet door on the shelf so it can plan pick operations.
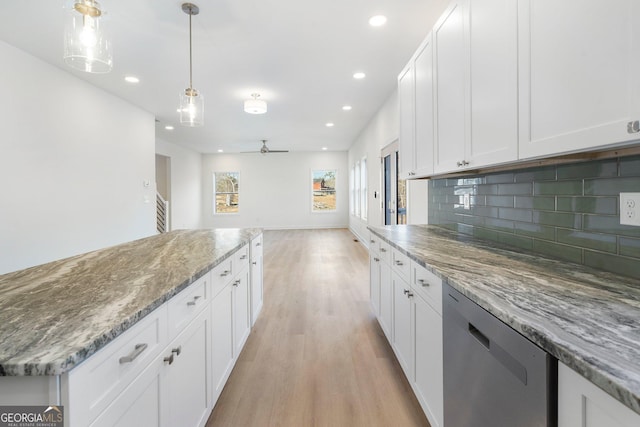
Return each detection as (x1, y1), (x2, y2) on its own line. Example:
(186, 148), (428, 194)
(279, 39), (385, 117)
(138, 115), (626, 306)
(392, 273), (413, 379)
(399, 62), (416, 179)
(518, 0), (640, 159)
(433, 0), (468, 174)
(468, 0), (518, 167)
(414, 34), (435, 177)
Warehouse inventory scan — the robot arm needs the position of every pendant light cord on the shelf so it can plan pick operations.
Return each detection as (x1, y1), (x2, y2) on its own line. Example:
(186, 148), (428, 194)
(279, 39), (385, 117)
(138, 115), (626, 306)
(189, 11), (193, 90)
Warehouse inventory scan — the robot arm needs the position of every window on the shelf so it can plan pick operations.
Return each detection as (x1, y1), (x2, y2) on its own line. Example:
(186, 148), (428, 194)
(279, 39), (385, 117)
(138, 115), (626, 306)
(213, 172), (239, 214)
(360, 157), (367, 220)
(312, 170), (337, 212)
(350, 166), (355, 215)
(354, 162), (360, 217)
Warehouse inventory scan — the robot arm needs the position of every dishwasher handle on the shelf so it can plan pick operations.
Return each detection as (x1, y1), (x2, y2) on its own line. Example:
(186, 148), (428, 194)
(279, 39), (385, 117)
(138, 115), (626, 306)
(468, 323), (490, 349)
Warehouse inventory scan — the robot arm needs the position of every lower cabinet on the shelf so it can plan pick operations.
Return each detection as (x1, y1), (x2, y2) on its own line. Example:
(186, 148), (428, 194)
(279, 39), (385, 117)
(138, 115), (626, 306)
(233, 265), (251, 357)
(211, 284), (234, 404)
(369, 252), (381, 317)
(392, 272), (414, 377)
(378, 260), (393, 341)
(558, 362), (640, 427)
(250, 234), (264, 326)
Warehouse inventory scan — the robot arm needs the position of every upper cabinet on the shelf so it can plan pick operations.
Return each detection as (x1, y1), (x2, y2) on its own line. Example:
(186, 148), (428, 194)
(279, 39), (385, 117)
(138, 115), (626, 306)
(399, 34), (435, 179)
(401, 0), (640, 178)
(518, 0), (640, 159)
(433, 0), (518, 174)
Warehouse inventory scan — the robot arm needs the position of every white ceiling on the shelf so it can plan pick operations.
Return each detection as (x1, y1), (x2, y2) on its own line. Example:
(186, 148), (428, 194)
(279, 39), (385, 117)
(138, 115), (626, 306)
(0, 0), (447, 154)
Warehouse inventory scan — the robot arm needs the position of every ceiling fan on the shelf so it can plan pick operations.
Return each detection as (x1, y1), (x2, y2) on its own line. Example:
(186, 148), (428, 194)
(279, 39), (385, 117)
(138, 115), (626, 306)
(243, 140), (289, 154)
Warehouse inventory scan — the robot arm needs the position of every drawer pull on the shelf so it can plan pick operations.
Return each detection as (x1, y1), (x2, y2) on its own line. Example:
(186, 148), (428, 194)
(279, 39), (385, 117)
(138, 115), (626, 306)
(220, 270), (231, 277)
(370, 239), (375, 243)
(252, 261), (257, 265)
(240, 254), (247, 260)
(186, 295), (201, 306)
(407, 292), (414, 298)
(232, 279), (240, 287)
(403, 289), (410, 295)
(374, 257), (380, 262)
(163, 354), (174, 365)
(119, 343), (148, 364)
(256, 242), (261, 247)
(395, 260), (404, 266)
(172, 346), (182, 356)
(380, 248), (387, 253)
(418, 279), (429, 287)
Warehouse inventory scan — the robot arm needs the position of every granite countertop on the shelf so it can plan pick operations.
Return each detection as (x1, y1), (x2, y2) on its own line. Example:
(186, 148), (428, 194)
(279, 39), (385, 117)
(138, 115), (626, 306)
(369, 224), (640, 415)
(0, 228), (261, 376)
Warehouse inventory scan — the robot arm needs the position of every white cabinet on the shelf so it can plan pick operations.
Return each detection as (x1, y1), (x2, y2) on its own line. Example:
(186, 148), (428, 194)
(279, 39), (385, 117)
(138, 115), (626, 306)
(433, 0), (467, 174)
(413, 293), (443, 427)
(558, 362), (640, 427)
(398, 63), (416, 179)
(378, 260), (393, 342)
(433, 0), (518, 174)
(392, 272), (413, 378)
(518, 0), (640, 160)
(210, 283), (234, 404)
(232, 265), (251, 357)
(369, 253), (381, 317)
(467, 0), (518, 166)
(164, 308), (211, 427)
(250, 234), (264, 326)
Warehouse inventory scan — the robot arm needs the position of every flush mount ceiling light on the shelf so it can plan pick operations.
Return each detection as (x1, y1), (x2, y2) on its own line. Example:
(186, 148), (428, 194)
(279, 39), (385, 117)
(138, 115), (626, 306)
(244, 93), (268, 114)
(179, 3), (204, 127)
(64, 0), (112, 73)
(369, 15), (388, 27)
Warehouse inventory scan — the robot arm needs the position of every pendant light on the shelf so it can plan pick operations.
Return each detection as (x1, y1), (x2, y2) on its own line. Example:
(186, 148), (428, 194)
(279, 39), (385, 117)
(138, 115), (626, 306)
(244, 93), (267, 115)
(64, 0), (112, 73)
(179, 3), (204, 127)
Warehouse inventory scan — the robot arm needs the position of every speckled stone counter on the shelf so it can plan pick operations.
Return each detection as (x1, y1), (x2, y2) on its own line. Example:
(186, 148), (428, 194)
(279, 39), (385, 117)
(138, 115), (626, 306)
(369, 224), (640, 415)
(0, 228), (261, 376)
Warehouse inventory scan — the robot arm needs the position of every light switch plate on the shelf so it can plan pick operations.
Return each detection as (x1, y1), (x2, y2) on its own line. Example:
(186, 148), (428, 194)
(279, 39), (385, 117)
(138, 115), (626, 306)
(620, 193), (640, 226)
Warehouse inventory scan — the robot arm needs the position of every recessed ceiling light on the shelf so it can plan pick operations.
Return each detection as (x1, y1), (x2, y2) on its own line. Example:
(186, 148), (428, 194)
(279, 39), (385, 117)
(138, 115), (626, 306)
(124, 76), (140, 84)
(217, 149), (224, 153)
(326, 122), (335, 127)
(165, 125), (174, 130)
(353, 72), (366, 80)
(369, 15), (388, 27)
(342, 105), (352, 111)
(322, 147), (328, 151)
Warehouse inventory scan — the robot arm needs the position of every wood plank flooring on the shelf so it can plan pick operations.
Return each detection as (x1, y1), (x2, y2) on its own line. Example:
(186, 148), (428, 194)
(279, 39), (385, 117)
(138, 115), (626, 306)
(206, 229), (430, 427)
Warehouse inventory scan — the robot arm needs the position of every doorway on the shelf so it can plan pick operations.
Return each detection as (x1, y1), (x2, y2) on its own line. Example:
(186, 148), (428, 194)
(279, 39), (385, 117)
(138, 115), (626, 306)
(381, 141), (407, 225)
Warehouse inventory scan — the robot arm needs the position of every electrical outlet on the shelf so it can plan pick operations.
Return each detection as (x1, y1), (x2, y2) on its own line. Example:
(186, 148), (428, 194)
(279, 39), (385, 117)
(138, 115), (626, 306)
(620, 193), (640, 226)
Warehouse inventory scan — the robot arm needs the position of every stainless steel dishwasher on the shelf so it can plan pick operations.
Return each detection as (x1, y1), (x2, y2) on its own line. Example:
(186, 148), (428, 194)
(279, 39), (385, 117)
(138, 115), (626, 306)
(443, 283), (557, 427)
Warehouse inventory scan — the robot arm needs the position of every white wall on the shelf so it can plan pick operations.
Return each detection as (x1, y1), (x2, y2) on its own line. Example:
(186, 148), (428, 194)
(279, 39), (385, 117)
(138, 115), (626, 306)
(0, 41), (156, 275)
(201, 152), (348, 229)
(156, 138), (202, 230)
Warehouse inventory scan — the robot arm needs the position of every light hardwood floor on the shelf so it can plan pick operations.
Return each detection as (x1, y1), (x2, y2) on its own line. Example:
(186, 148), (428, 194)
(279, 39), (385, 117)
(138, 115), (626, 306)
(206, 229), (430, 427)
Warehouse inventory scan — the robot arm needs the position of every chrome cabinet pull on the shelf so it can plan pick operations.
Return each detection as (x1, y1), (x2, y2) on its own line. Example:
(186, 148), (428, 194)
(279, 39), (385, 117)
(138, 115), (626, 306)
(395, 260), (403, 266)
(172, 346), (182, 356)
(408, 292), (414, 298)
(256, 242), (261, 246)
(252, 261), (257, 265)
(233, 279), (240, 287)
(418, 279), (429, 287)
(457, 160), (470, 167)
(186, 295), (201, 306)
(374, 257), (380, 262)
(240, 254), (247, 260)
(163, 353), (174, 365)
(380, 248), (387, 252)
(119, 343), (148, 364)
(403, 289), (410, 295)
(220, 269), (231, 277)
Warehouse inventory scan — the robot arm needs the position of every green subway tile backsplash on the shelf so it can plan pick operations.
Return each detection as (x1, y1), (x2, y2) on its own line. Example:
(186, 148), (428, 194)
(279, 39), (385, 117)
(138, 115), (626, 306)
(428, 155), (640, 278)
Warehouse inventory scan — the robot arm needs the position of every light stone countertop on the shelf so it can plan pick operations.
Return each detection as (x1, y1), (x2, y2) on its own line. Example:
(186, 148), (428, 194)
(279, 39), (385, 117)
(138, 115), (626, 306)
(0, 228), (261, 376)
(369, 224), (640, 415)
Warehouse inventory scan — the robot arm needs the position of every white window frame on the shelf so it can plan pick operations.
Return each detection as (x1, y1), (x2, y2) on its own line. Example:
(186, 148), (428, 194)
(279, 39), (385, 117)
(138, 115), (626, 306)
(213, 171), (240, 215)
(354, 161), (361, 217)
(360, 156), (367, 220)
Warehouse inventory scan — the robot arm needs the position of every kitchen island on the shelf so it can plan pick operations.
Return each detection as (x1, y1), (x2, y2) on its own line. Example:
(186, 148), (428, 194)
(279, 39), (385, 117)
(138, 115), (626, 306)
(0, 228), (263, 426)
(369, 224), (640, 424)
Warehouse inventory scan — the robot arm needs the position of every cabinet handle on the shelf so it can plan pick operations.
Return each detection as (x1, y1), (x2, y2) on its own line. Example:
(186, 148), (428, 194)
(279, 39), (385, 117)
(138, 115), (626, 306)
(256, 242), (262, 246)
(403, 289), (410, 295)
(119, 343), (148, 364)
(172, 346), (182, 356)
(407, 292), (414, 298)
(252, 261), (257, 265)
(370, 239), (375, 243)
(457, 160), (470, 167)
(240, 255), (247, 260)
(220, 270), (231, 277)
(374, 257), (380, 262)
(395, 260), (403, 266)
(380, 248), (387, 253)
(233, 279), (240, 287)
(163, 353), (174, 365)
(186, 295), (201, 306)
(417, 279), (429, 287)
(627, 120), (640, 134)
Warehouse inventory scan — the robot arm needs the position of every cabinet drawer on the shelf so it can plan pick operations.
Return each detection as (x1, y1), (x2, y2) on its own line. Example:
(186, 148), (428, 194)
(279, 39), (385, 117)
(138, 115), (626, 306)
(379, 240), (391, 264)
(392, 248), (411, 282)
(251, 234), (263, 259)
(235, 244), (250, 271)
(167, 273), (209, 341)
(411, 260), (443, 315)
(211, 257), (233, 297)
(67, 305), (168, 426)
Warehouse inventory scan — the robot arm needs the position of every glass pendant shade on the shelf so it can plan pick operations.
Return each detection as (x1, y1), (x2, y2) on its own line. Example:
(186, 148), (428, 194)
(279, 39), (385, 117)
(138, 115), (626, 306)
(64, 0), (112, 73)
(179, 88), (204, 127)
